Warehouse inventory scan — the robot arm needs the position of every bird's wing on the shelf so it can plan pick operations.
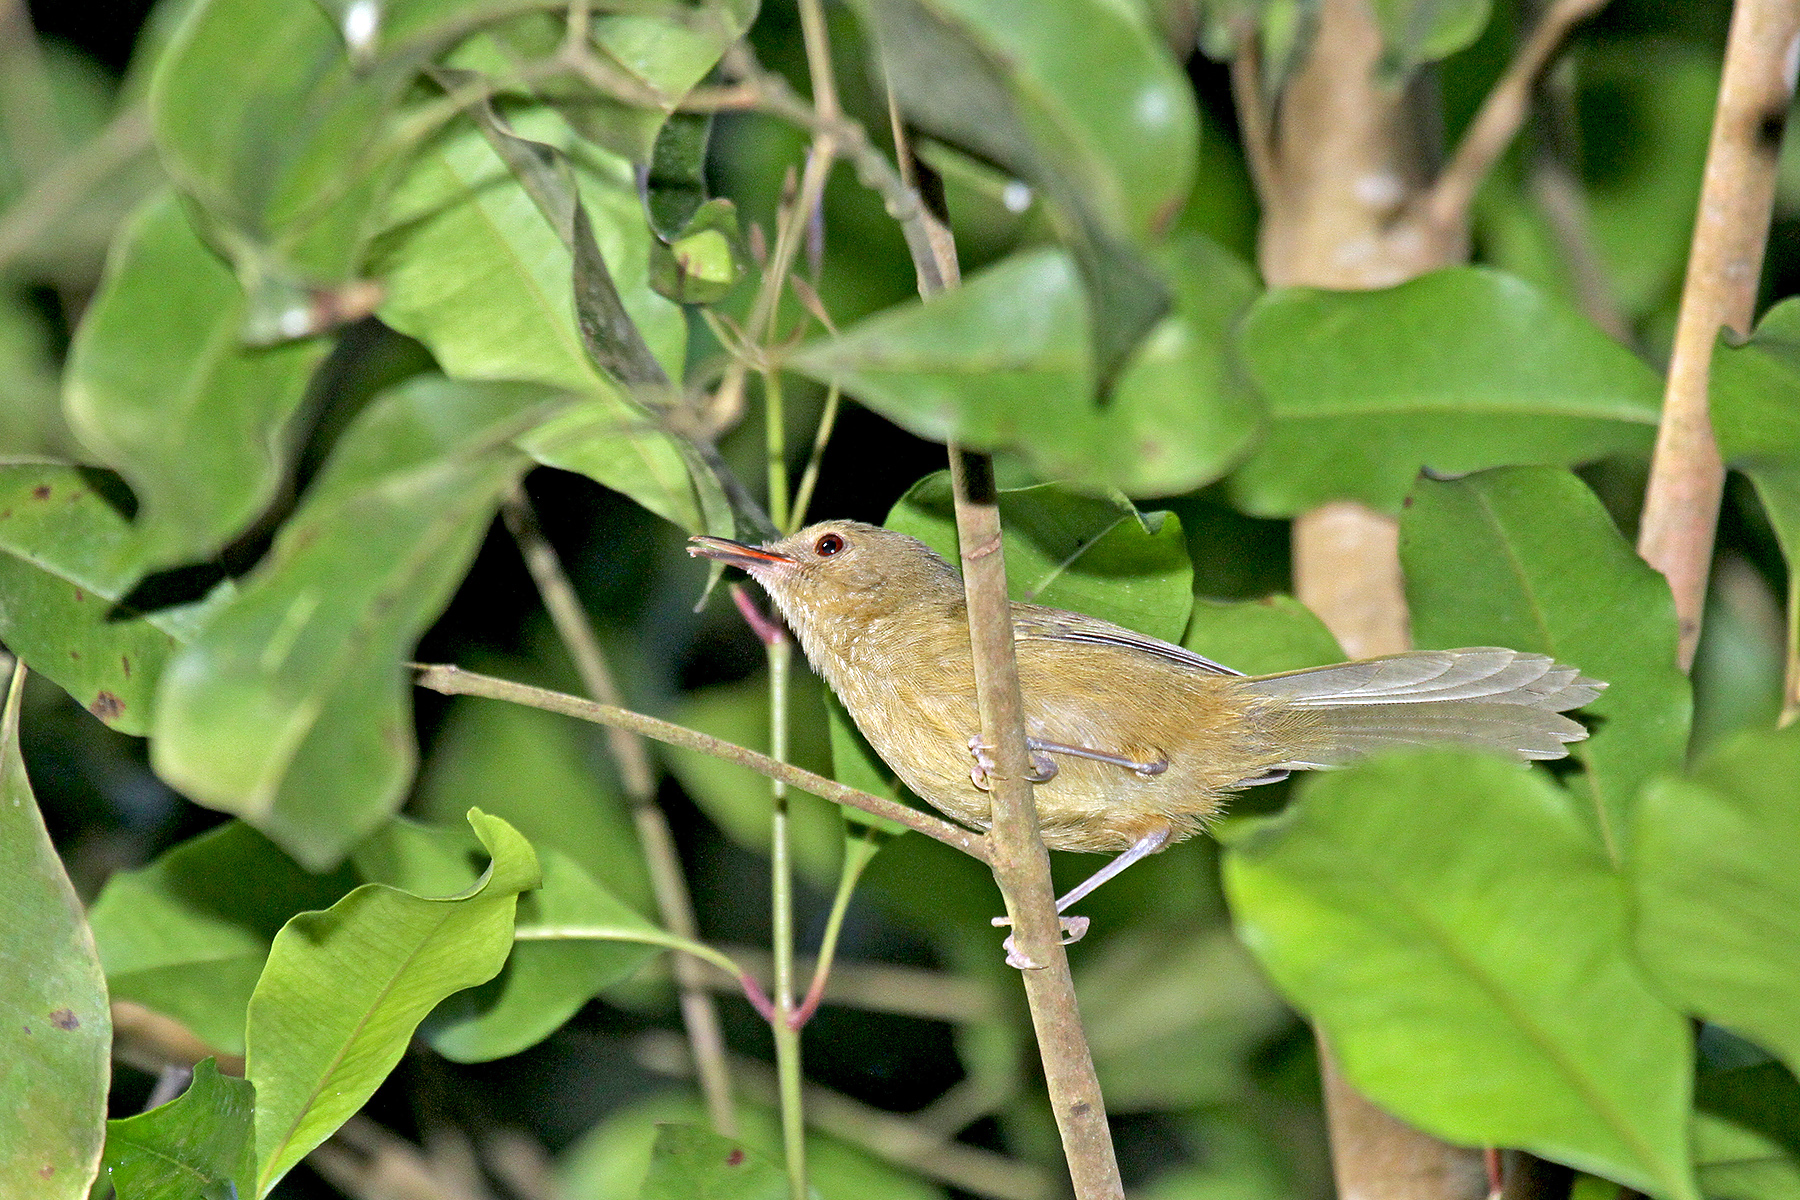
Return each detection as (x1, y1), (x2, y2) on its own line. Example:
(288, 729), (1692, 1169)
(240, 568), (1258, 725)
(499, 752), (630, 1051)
(1010, 606), (1244, 676)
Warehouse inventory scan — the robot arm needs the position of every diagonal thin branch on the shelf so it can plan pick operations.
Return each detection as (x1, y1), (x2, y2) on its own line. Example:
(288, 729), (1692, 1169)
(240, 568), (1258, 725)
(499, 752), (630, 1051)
(411, 664), (990, 861)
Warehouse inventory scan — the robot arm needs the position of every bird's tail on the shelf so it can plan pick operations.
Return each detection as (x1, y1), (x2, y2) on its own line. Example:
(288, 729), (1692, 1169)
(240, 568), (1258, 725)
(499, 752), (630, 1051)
(1239, 648), (1604, 770)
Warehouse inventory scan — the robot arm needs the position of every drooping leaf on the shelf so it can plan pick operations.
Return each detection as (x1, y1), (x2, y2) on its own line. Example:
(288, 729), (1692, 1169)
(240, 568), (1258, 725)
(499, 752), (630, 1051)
(1224, 750), (1698, 1200)
(62, 191), (327, 571)
(1400, 467), (1690, 861)
(101, 1059), (255, 1200)
(350, 816), (659, 1063)
(638, 1124), (788, 1200)
(1633, 724), (1800, 1083)
(887, 473), (1195, 643)
(149, 0), (422, 284)
(849, 0), (1195, 380)
(0, 667), (111, 1200)
(0, 462), (233, 735)
(246, 810), (539, 1194)
(89, 821), (357, 1054)
(151, 375), (562, 869)
(1228, 267), (1662, 516)
(789, 238), (1262, 498)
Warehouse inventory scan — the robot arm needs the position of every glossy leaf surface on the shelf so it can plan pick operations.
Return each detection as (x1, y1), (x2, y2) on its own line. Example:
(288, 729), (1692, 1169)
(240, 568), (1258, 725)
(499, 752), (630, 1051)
(1225, 750), (1697, 1199)
(0, 668), (110, 1200)
(1229, 267), (1662, 515)
(246, 810), (538, 1193)
(1400, 467), (1689, 860)
(151, 375), (559, 868)
(101, 1059), (254, 1200)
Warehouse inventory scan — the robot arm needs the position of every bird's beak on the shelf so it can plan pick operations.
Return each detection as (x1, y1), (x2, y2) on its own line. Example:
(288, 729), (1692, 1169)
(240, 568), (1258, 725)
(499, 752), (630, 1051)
(687, 535), (795, 571)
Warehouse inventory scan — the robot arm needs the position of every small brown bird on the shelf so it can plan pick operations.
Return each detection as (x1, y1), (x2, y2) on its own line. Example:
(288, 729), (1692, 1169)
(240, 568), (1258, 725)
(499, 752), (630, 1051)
(690, 519), (1603, 937)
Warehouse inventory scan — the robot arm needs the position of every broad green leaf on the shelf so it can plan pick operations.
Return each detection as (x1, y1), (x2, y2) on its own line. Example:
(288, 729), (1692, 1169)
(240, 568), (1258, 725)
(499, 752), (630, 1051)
(1712, 295), (1800, 689)
(1182, 594), (1343, 676)
(0, 290), (72, 459)
(789, 239), (1262, 498)
(1696, 1113), (1800, 1200)
(1077, 926), (1289, 1109)
(1224, 750), (1697, 1200)
(1228, 267), (1662, 516)
(246, 810), (539, 1194)
(887, 473), (1194, 643)
(101, 1059), (255, 1200)
(1632, 724), (1800, 1082)
(0, 667), (110, 1200)
(89, 821), (356, 1054)
(664, 670), (845, 884)
(639, 1124), (787, 1200)
(1372, 0), (1491, 76)
(823, 692), (915, 836)
(0, 462), (232, 735)
(370, 103), (718, 532)
(1400, 467), (1690, 861)
(847, 0), (1197, 379)
(151, 375), (560, 869)
(149, 0), (420, 283)
(351, 815), (659, 1062)
(310, 0), (574, 62)
(416, 690), (653, 913)
(63, 191), (326, 571)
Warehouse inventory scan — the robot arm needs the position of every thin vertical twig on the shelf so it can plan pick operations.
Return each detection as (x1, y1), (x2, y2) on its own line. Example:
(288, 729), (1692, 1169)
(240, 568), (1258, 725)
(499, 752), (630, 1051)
(1638, 0), (1800, 670)
(499, 489), (739, 1137)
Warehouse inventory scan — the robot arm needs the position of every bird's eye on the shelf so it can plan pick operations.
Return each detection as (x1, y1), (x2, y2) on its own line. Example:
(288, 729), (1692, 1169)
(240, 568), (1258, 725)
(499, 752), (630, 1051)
(814, 533), (846, 557)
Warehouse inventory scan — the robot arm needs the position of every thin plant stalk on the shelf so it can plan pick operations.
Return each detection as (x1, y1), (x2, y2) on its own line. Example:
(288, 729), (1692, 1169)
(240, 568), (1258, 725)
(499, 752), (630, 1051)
(763, 631), (807, 1200)
(789, 382), (840, 531)
(500, 489), (739, 1136)
(793, 828), (883, 1028)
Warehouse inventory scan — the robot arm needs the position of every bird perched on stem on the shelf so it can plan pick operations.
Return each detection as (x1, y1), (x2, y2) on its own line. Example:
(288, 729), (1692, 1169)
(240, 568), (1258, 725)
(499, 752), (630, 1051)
(689, 519), (1603, 947)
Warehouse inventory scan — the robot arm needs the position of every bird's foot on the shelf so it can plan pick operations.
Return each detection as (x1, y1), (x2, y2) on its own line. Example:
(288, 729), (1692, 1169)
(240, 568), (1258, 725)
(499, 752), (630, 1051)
(990, 913), (1091, 969)
(967, 736), (1058, 790)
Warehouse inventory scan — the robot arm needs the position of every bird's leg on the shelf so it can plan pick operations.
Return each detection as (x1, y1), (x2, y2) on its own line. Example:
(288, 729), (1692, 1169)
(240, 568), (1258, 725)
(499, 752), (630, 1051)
(992, 827), (1172, 968)
(1028, 738), (1168, 779)
(967, 735), (1058, 790)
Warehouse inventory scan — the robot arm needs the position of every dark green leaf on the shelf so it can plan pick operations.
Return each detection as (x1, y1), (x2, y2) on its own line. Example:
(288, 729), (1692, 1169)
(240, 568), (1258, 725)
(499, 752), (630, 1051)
(645, 110), (713, 238)
(1632, 724), (1800, 1083)
(1228, 267), (1662, 516)
(887, 473), (1195, 643)
(0, 667), (110, 1200)
(649, 198), (746, 306)
(246, 810), (539, 1193)
(63, 191), (327, 570)
(0, 462), (231, 735)
(848, 0), (1197, 379)
(151, 375), (560, 869)
(1182, 594), (1344, 677)
(1224, 750), (1697, 1199)
(1400, 467), (1690, 861)
(824, 692), (915, 837)
(90, 822), (356, 1054)
(789, 238), (1262, 497)
(638, 1124), (787, 1200)
(102, 1059), (255, 1200)
(1695, 1113), (1800, 1200)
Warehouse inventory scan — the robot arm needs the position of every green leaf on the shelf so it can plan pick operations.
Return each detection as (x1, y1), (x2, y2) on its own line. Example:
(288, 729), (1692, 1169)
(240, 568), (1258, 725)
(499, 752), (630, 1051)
(1228, 267), (1662, 516)
(370, 102), (720, 532)
(638, 1124), (788, 1200)
(1399, 467), (1690, 861)
(1632, 724), (1800, 1083)
(354, 815), (660, 1062)
(101, 1059), (255, 1200)
(886, 473), (1195, 643)
(1182, 594), (1344, 676)
(89, 821), (356, 1054)
(0, 290), (72, 459)
(789, 238), (1262, 498)
(847, 0), (1196, 380)
(246, 809), (539, 1194)
(1696, 1112), (1800, 1200)
(0, 462), (232, 735)
(63, 191), (327, 571)
(0, 667), (110, 1200)
(1371, 0), (1491, 76)
(1224, 750), (1698, 1200)
(149, 0), (421, 283)
(823, 692), (915, 837)
(664, 671), (845, 885)
(151, 375), (559, 869)
(416, 690), (654, 913)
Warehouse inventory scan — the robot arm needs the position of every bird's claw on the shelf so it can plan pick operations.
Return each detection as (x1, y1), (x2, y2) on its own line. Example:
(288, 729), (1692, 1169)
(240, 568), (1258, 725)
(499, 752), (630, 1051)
(991, 913), (1091, 969)
(967, 736), (1058, 789)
